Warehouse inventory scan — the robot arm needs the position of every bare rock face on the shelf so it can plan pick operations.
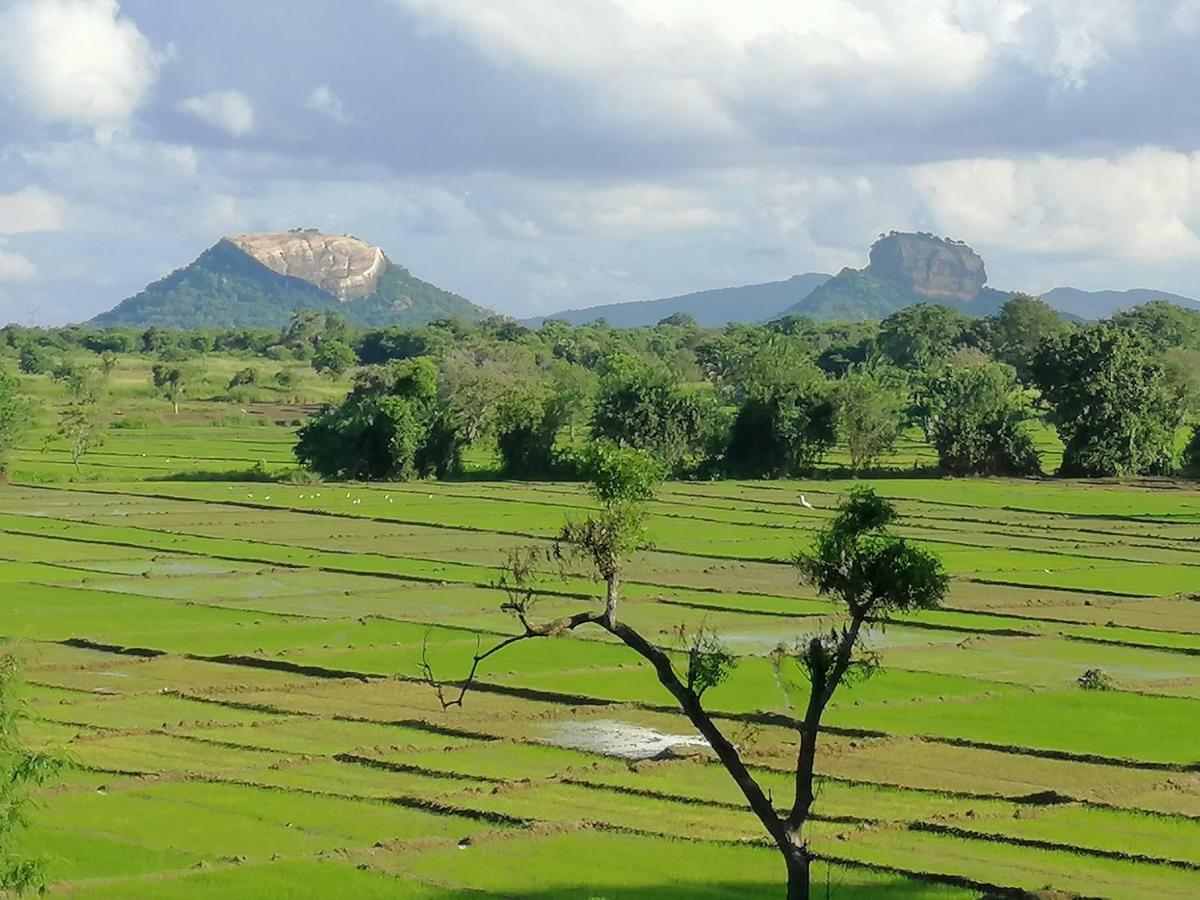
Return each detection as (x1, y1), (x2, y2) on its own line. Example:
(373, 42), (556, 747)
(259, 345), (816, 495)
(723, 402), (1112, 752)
(867, 232), (986, 302)
(228, 230), (387, 301)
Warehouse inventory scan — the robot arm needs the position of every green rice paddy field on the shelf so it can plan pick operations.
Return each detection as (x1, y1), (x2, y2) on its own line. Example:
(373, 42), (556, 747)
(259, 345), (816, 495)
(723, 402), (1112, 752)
(3, 402), (1200, 898)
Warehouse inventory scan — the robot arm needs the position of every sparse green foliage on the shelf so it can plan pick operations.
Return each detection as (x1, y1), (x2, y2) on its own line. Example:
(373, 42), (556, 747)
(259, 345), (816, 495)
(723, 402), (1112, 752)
(151, 364), (188, 414)
(0, 656), (64, 894)
(227, 367), (258, 390)
(52, 362), (101, 403)
(51, 399), (106, 475)
(273, 369), (298, 391)
(559, 443), (664, 604)
(1078, 668), (1114, 691)
(833, 370), (904, 473)
(674, 625), (736, 699)
(796, 488), (949, 619)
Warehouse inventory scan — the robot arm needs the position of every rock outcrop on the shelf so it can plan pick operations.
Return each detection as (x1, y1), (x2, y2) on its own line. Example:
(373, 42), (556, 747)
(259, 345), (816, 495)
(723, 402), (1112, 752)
(227, 230), (387, 301)
(867, 232), (986, 303)
(779, 231), (1008, 322)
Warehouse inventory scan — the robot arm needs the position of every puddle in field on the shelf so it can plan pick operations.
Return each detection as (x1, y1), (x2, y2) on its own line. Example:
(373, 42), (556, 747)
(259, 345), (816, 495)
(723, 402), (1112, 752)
(546, 720), (711, 760)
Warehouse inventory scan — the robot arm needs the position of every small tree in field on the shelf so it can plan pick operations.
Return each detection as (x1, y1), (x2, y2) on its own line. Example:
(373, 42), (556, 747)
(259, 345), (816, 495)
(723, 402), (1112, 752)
(422, 447), (947, 899)
(151, 364), (187, 414)
(1, 656), (63, 894)
(48, 364), (106, 475)
(52, 404), (106, 474)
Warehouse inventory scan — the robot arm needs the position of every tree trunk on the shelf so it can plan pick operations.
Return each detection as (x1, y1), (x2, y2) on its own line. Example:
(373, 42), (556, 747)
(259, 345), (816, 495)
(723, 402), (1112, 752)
(603, 572), (619, 624)
(785, 849), (810, 899)
(172, 401), (179, 415)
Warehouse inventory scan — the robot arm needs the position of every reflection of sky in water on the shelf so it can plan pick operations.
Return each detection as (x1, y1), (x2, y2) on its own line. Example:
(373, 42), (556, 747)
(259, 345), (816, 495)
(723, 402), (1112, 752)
(547, 720), (708, 761)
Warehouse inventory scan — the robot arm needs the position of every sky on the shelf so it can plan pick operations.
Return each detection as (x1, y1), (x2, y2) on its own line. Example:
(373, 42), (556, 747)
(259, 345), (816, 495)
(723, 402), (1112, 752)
(4, 0), (1200, 325)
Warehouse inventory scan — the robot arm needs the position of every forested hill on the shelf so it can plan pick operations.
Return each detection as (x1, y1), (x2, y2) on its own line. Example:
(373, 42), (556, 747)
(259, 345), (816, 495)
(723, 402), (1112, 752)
(780, 232), (1200, 322)
(527, 273), (830, 327)
(90, 233), (490, 330)
(782, 232), (1013, 321)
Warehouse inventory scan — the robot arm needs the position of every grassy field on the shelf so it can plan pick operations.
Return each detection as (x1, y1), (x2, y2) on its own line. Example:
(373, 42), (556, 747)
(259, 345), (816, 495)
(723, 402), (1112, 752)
(1, 360), (1199, 897)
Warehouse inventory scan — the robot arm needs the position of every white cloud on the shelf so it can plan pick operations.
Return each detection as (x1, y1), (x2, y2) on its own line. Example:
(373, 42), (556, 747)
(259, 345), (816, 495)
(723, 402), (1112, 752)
(913, 148), (1200, 262)
(179, 90), (256, 137)
(0, 187), (66, 234)
(391, 0), (1143, 147)
(0, 250), (38, 282)
(0, 0), (159, 139)
(518, 182), (735, 236)
(305, 85), (351, 124)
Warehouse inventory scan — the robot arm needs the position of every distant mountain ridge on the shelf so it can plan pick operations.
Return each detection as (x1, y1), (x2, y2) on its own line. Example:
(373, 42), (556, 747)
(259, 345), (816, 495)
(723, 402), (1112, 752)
(1037, 286), (1200, 319)
(90, 231), (490, 330)
(526, 273), (830, 328)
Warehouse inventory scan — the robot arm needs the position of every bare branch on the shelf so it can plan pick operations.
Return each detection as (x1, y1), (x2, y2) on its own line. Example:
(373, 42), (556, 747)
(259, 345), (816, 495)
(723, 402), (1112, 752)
(418, 610), (602, 711)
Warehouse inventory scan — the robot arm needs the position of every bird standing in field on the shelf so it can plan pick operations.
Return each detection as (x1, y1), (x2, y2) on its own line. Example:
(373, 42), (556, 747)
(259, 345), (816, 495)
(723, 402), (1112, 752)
(800, 494), (814, 509)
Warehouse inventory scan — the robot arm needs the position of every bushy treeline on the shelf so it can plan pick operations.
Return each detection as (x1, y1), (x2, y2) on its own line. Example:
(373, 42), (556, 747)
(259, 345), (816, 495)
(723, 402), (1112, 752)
(5, 294), (1200, 480)
(290, 296), (1200, 481)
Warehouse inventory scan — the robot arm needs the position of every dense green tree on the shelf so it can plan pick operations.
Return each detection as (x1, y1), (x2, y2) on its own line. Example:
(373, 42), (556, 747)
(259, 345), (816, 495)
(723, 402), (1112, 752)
(591, 358), (708, 472)
(17, 345), (51, 376)
(926, 361), (1041, 476)
(1032, 326), (1182, 476)
(834, 370), (904, 472)
(878, 304), (970, 370)
(989, 294), (1066, 376)
(295, 358), (442, 480)
(494, 390), (559, 478)
(311, 339), (356, 378)
(724, 384), (836, 477)
(81, 331), (134, 354)
(356, 327), (437, 364)
(436, 344), (542, 454)
(718, 334), (818, 403)
(0, 373), (32, 479)
(1111, 301), (1200, 353)
(1162, 348), (1200, 417)
(1184, 426), (1200, 476)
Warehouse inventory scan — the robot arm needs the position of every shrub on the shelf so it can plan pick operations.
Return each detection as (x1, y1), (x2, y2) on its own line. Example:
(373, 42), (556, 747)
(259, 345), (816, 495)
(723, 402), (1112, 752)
(1078, 668), (1114, 691)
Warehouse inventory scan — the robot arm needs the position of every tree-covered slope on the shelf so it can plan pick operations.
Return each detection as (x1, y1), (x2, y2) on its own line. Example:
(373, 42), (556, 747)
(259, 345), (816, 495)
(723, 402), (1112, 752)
(527, 273), (830, 327)
(784, 267), (1011, 322)
(90, 238), (490, 329)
